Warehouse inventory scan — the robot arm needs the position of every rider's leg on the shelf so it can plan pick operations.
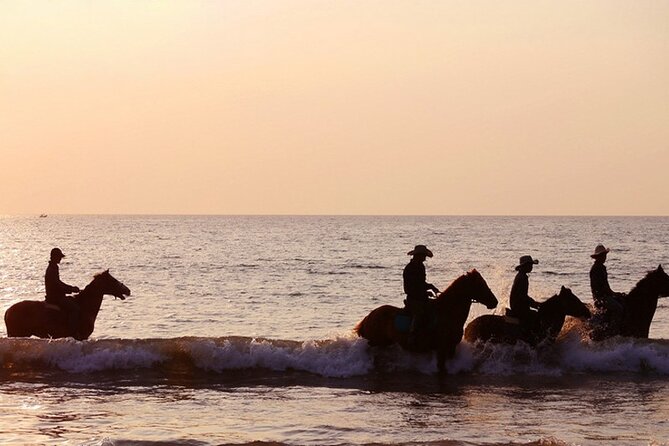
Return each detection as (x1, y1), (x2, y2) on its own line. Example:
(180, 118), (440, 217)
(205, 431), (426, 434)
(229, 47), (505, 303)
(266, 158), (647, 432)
(606, 296), (624, 334)
(409, 300), (427, 334)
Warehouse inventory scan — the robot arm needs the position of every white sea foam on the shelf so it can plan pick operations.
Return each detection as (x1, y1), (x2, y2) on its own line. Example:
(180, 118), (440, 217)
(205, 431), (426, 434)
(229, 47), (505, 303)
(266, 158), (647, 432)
(187, 335), (374, 377)
(2, 334), (669, 377)
(560, 337), (669, 374)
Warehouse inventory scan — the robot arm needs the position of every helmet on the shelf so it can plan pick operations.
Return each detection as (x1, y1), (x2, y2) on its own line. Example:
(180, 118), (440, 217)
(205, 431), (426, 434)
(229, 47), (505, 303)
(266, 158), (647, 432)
(50, 248), (65, 260)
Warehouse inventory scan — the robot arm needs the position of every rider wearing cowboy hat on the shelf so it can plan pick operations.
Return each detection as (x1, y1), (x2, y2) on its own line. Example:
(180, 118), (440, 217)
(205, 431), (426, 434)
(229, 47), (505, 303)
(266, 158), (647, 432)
(403, 245), (440, 335)
(509, 255), (541, 329)
(589, 244), (624, 318)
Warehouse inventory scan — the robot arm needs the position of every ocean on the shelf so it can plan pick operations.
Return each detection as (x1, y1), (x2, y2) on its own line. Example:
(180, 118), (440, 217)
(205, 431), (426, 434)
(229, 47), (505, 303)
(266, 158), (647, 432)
(0, 215), (667, 446)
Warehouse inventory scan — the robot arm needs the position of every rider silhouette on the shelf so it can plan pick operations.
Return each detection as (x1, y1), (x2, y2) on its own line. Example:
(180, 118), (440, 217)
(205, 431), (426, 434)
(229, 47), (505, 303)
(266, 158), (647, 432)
(45, 248), (81, 337)
(509, 255), (541, 332)
(589, 244), (624, 329)
(403, 245), (440, 336)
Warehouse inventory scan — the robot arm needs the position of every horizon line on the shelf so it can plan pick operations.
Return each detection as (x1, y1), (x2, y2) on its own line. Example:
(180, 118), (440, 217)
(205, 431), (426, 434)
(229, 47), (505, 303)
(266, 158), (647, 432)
(2, 213), (669, 218)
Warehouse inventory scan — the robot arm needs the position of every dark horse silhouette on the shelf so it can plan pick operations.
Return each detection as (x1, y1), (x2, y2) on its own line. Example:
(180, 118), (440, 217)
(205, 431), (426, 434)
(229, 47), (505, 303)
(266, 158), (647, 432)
(4, 270), (130, 341)
(355, 269), (498, 372)
(587, 265), (669, 340)
(464, 286), (591, 346)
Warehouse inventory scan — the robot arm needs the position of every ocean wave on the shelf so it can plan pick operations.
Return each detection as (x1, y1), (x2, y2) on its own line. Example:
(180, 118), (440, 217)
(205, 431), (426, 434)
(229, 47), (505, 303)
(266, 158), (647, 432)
(542, 271), (574, 276)
(1, 334), (668, 379)
(344, 263), (390, 270)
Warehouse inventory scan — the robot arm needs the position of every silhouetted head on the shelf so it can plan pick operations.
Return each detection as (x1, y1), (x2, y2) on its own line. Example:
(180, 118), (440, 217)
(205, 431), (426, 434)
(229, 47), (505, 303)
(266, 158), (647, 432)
(50, 247), (65, 262)
(468, 269), (498, 309)
(407, 245), (433, 260)
(558, 285), (591, 318)
(515, 255), (538, 272)
(93, 270), (131, 300)
(591, 244), (610, 262)
(650, 265), (669, 297)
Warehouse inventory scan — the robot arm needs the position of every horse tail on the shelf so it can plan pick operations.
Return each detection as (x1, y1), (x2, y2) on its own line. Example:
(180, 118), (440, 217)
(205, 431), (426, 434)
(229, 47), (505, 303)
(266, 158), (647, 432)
(354, 315), (368, 338)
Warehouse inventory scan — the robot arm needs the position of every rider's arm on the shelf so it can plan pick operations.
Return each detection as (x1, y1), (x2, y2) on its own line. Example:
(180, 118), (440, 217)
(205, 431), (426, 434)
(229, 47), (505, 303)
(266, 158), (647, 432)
(404, 261), (432, 296)
(54, 268), (79, 294)
(62, 283), (80, 294)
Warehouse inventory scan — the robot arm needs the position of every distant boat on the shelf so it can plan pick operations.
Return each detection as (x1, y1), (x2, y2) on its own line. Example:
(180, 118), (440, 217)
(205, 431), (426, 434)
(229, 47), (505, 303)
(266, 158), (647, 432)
(39, 214), (48, 218)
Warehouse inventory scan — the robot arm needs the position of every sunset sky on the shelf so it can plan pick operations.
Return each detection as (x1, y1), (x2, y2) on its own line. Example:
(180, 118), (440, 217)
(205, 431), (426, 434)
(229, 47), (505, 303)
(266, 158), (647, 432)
(1, 1), (668, 215)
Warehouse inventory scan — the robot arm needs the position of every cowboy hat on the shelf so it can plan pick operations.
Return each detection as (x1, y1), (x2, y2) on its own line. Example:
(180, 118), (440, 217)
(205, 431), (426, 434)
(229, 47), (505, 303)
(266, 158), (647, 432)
(591, 244), (610, 258)
(515, 255), (538, 270)
(407, 245), (433, 257)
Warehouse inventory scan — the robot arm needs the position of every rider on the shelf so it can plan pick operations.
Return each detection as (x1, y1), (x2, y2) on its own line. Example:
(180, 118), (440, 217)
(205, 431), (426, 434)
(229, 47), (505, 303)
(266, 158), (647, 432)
(403, 245), (440, 335)
(589, 244), (624, 328)
(45, 248), (81, 337)
(509, 255), (541, 332)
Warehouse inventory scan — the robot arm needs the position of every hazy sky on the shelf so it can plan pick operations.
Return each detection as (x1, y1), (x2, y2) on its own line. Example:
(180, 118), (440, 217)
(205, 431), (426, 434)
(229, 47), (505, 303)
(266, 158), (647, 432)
(1, 1), (668, 215)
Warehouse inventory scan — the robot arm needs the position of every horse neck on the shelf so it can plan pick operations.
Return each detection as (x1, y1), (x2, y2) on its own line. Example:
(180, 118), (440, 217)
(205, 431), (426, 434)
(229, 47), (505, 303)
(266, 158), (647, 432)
(627, 276), (661, 304)
(437, 281), (473, 327)
(622, 277), (659, 337)
(537, 295), (566, 334)
(74, 281), (105, 320)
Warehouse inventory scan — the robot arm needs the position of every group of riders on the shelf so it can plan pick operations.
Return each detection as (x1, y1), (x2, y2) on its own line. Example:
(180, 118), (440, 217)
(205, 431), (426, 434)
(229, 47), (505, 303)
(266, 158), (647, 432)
(403, 243), (623, 337)
(44, 243), (623, 340)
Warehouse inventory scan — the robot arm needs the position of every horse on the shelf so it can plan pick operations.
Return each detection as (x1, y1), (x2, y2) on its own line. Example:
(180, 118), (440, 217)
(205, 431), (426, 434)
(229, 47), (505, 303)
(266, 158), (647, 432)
(588, 264), (669, 340)
(464, 286), (591, 346)
(355, 269), (498, 372)
(4, 270), (131, 341)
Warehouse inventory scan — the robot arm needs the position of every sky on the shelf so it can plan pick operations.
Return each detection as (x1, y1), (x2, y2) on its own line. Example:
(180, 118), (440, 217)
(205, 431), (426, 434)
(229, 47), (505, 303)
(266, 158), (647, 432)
(1, 1), (668, 215)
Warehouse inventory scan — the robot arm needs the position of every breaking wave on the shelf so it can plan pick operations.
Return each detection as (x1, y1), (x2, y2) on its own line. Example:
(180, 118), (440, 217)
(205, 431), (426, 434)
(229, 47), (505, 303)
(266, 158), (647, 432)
(1, 334), (668, 378)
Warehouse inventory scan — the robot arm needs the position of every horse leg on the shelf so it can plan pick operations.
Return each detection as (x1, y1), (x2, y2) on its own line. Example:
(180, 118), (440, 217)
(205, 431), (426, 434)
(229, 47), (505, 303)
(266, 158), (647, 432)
(436, 343), (457, 373)
(436, 350), (446, 373)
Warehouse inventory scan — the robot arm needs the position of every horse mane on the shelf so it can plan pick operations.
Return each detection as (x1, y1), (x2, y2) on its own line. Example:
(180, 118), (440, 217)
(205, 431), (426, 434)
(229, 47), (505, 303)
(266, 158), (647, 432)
(437, 270), (477, 302)
(79, 270), (111, 293)
(627, 267), (660, 297)
(537, 293), (560, 313)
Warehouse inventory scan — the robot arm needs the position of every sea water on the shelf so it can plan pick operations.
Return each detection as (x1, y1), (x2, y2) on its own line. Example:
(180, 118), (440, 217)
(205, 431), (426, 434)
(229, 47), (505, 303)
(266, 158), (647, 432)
(0, 215), (667, 445)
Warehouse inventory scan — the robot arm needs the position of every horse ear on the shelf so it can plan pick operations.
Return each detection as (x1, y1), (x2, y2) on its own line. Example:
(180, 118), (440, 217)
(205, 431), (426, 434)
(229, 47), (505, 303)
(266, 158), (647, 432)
(560, 285), (566, 292)
(659, 264), (664, 272)
(105, 269), (110, 274)
(471, 268), (478, 274)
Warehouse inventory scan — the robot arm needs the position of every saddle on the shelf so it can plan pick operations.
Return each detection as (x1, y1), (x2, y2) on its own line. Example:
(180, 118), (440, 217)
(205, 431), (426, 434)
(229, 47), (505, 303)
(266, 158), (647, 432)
(394, 312), (413, 333)
(44, 302), (61, 311)
(503, 308), (520, 325)
(396, 300), (437, 334)
(43, 295), (77, 314)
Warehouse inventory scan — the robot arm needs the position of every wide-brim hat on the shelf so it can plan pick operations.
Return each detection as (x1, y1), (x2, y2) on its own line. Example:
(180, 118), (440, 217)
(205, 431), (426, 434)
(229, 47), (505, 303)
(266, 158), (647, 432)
(407, 245), (433, 258)
(591, 244), (610, 258)
(516, 255), (538, 270)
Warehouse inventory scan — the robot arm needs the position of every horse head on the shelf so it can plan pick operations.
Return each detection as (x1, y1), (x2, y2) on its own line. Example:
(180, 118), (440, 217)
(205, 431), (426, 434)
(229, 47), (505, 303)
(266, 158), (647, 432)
(556, 285), (591, 318)
(91, 270), (131, 300)
(434, 269), (498, 321)
(650, 265), (669, 297)
(464, 269), (498, 309)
